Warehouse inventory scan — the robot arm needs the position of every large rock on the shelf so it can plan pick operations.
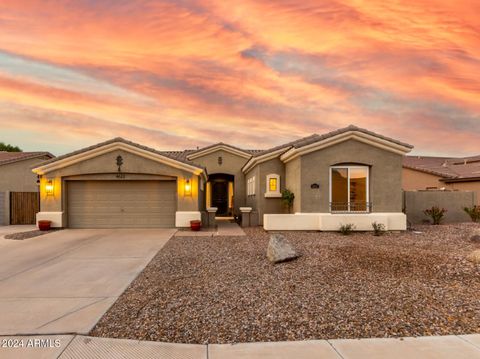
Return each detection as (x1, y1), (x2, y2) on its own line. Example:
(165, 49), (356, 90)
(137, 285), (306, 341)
(467, 250), (480, 264)
(470, 229), (480, 243)
(267, 234), (299, 263)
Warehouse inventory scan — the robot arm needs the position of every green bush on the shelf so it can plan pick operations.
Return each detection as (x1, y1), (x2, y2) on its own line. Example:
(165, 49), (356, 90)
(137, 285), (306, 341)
(281, 189), (295, 214)
(423, 206), (447, 225)
(372, 221), (385, 236)
(463, 206), (480, 223)
(339, 223), (355, 235)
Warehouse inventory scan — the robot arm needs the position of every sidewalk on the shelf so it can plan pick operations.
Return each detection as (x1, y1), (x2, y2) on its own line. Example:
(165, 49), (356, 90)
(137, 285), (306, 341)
(1, 334), (479, 359)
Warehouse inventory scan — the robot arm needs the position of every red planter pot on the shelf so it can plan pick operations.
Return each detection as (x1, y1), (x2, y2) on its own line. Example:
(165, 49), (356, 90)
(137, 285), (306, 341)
(190, 220), (201, 231)
(38, 220), (52, 231)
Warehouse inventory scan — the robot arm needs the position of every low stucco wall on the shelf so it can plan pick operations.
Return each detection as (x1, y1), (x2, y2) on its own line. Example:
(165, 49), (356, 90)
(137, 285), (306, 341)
(404, 190), (477, 224)
(264, 213), (407, 231)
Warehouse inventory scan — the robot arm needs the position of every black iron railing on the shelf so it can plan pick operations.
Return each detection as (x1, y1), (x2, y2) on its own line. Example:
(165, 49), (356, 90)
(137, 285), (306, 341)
(330, 202), (372, 213)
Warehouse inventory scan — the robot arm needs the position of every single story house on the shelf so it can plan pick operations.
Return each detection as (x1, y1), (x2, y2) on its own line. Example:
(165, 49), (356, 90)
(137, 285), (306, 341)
(403, 155), (480, 205)
(0, 151), (54, 225)
(32, 125), (413, 231)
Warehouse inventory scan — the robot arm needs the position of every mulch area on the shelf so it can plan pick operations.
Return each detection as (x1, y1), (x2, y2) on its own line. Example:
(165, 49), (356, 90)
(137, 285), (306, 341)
(90, 223), (480, 344)
(4, 229), (62, 240)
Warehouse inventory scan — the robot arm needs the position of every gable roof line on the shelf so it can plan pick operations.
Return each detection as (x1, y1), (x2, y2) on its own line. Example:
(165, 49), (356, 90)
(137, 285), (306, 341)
(0, 152), (54, 167)
(186, 142), (254, 160)
(402, 164), (456, 179)
(32, 138), (206, 177)
(280, 126), (413, 163)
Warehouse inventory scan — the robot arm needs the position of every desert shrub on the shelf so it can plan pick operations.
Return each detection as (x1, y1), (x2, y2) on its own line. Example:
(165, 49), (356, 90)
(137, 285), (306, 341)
(281, 189), (295, 214)
(372, 221), (386, 236)
(463, 206), (480, 223)
(339, 223), (355, 235)
(423, 206), (447, 225)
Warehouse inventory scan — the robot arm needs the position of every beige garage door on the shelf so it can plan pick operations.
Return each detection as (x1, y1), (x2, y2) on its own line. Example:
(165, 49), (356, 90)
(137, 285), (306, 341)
(67, 180), (176, 228)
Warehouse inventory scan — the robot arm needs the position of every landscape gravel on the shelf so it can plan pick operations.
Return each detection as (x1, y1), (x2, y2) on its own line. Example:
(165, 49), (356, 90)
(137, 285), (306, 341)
(91, 223), (480, 344)
(4, 229), (62, 240)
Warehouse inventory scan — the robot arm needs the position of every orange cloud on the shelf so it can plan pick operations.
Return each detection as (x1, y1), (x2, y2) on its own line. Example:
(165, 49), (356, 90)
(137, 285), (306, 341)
(0, 0), (478, 156)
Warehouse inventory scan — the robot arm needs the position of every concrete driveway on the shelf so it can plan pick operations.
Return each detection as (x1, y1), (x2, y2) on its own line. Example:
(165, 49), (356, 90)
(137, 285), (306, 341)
(0, 228), (175, 335)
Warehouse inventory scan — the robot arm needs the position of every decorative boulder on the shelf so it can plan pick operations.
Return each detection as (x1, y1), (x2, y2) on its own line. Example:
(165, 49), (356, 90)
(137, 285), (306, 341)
(267, 234), (299, 263)
(467, 250), (480, 264)
(470, 229), (480, 243)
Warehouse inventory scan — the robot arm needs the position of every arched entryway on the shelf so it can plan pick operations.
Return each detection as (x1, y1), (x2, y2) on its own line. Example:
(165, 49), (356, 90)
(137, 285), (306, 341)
(207, 173), (234, 217)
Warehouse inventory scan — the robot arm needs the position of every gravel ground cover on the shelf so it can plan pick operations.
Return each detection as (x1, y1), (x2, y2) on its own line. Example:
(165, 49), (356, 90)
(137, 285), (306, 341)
(91, 223), (480, 344)
(4, 229), (62, 240)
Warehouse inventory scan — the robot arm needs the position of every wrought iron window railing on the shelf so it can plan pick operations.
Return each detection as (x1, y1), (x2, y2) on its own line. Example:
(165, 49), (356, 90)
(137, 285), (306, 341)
(329, 202), (372, 213)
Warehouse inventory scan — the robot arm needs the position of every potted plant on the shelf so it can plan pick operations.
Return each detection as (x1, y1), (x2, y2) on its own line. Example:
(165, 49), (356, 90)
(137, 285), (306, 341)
(190, 220), (201, 231)
(38, 220), (52, 231)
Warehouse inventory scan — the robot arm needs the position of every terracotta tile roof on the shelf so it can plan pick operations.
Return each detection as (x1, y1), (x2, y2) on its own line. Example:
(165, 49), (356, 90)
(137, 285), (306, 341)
(403, 155), (480, 181)
(0, 151), (54, 166)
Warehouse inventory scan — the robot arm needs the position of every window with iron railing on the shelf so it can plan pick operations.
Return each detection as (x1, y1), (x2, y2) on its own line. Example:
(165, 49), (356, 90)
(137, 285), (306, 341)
(330, 166), (370, 212)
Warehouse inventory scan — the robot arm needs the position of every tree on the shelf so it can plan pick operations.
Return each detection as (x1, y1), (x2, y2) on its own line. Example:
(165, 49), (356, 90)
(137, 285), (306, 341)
(0, 142), (22, 152)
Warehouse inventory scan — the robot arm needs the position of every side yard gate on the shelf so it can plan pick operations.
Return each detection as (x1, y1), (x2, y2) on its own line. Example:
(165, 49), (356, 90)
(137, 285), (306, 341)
(10, 192), (39, 225)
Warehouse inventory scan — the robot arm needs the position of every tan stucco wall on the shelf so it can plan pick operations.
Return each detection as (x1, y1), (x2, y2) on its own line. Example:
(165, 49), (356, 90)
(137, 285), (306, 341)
(245, 165), (260, 211)
(0, 156), (50, 225)
(39, 149), (202, 217)
(297, 139), (404, 213)
(285, 157), (301, 213)
(189, 150), (250, 215)
(0, 157), (49, 192)
(402, 168), (480, 206)
(447, 181), (480, 205)
(402, 168), (443, 190)
(245, 157), (286, 225)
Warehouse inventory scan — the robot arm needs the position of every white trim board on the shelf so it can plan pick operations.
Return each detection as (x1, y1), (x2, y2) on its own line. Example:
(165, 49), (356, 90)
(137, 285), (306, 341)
(187, 144), (252, 160)
(32, 142), (206, 178)
(281, 131), (412, 163)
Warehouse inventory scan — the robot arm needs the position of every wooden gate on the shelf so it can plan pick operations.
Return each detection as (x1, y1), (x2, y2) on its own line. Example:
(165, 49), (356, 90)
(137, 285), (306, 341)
(10, 192), (39, 225)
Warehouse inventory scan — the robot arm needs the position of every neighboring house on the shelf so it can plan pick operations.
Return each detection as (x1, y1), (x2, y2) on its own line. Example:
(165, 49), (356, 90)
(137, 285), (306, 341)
(403, 155), (480, 205)
(32, 125), (413, 230)
(0, 151), (54, 225)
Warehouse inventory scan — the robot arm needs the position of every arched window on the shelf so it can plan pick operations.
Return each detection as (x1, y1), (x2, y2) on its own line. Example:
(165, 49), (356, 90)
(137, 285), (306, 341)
(330, 166), (369, 212)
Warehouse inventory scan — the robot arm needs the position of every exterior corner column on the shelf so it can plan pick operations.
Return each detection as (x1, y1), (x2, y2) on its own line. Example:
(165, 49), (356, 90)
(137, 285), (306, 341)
(207, 207), (218, 227)
(240, 207), (253, 227)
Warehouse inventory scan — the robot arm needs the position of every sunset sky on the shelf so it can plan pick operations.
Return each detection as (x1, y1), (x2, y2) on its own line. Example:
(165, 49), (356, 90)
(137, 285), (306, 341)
(0, 0), (479, 156)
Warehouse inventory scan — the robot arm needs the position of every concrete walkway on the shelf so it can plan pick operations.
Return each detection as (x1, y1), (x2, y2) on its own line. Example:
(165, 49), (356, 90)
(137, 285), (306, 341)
(0, 228), (175, 335)
(1, 334), (479, 359)
(175, 220), (246, 237)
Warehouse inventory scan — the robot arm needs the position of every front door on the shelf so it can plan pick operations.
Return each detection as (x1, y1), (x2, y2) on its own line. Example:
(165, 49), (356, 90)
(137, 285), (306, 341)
(212, 180), (229, 216)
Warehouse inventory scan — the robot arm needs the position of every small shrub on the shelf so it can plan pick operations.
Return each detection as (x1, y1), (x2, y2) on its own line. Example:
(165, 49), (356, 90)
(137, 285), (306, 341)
(281, 189), (295, 214)
(463, 206), (480, 223)
(423, 206), (447, 225)
(372, 221), (385, 236)
(339, 223), (355, 235)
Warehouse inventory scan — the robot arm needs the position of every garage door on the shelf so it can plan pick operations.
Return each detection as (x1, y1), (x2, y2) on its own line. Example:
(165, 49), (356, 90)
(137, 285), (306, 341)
(67, 180), (176, 228)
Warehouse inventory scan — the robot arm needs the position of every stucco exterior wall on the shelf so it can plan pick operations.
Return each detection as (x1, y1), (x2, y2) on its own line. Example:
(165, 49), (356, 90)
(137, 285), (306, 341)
(0, 157), (49, 192)
(189, 150), (250, 215)
(404, 190), (476, 224)
(245, 165), (260, 211)
(285, 157), (301, 213)
(0, 156), (50, 225)
(402, 167), (443, 190)
(297, 139), (403, 213)
(39, 149), (202, 217)
(446, 181), (480, 205)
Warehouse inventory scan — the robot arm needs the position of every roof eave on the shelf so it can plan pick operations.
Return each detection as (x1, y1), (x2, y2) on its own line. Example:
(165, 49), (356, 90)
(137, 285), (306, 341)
(280, 131), (413, 163)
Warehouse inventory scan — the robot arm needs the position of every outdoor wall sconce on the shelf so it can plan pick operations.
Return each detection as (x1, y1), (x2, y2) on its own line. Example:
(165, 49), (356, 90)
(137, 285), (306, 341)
(184, 179), (192, 197)
(45, 180), (54, 196)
